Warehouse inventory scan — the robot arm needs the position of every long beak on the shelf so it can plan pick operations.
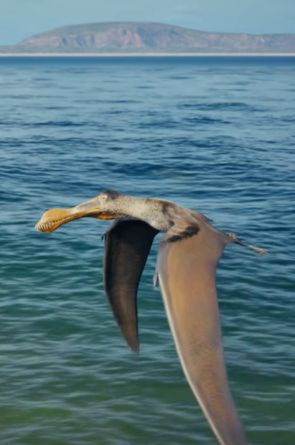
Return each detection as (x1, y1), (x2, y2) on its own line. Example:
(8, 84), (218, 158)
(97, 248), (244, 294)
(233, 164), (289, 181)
(35, 197), (113, 233)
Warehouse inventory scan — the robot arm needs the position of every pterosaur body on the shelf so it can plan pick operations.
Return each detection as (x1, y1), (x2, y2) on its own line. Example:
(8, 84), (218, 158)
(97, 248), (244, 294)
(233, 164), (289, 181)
(36, 190), (266, 445)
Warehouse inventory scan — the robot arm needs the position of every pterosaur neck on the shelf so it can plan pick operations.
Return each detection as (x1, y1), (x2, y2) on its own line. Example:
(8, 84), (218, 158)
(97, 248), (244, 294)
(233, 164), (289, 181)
(112, 196), (169, 232)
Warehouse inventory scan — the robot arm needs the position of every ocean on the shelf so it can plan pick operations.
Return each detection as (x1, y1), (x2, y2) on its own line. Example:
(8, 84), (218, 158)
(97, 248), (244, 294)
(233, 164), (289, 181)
(0, 56), (294, 445)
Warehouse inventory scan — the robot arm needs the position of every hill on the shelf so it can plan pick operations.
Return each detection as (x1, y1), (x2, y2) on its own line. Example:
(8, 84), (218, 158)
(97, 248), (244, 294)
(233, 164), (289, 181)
(2, 22), (295, 54)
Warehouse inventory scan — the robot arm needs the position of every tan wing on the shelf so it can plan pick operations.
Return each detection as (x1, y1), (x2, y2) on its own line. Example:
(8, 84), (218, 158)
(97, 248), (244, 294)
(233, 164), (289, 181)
(157, 227), (248, 445)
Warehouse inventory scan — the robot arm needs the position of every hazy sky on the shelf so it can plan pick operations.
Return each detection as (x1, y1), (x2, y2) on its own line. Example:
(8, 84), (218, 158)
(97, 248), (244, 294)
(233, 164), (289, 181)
(0, 0), (294, 45)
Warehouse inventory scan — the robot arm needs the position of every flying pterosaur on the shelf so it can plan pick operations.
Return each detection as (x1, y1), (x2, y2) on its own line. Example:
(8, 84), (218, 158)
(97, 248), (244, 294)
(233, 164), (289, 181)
(36, 190), (266, 445)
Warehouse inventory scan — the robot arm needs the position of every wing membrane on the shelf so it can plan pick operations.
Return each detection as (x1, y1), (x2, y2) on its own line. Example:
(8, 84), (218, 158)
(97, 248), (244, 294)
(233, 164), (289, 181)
(104, 220), (158, 352)
(158, 229), (248, 445)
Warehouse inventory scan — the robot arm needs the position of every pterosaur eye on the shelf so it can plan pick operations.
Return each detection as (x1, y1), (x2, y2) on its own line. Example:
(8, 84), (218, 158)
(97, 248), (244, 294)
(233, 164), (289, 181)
(102, 190), (120, 200)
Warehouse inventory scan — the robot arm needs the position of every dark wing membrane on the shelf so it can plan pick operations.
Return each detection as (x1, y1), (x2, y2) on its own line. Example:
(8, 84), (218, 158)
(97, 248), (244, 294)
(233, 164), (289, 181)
(104, 220), (158, 352)
(157, 229), (248, 445)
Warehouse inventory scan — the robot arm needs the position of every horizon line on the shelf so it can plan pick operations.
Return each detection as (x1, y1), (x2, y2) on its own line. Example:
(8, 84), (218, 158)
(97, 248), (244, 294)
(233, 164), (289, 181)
(1, 51), (295, 58)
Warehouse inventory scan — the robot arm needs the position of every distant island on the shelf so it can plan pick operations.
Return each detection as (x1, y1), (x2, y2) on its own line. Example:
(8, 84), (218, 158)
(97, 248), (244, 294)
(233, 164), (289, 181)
(1, 22), (295, 56)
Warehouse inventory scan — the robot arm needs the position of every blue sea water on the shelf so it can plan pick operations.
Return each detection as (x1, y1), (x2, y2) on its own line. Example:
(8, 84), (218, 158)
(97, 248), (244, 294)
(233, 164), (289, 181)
(0, 56), (295, 445)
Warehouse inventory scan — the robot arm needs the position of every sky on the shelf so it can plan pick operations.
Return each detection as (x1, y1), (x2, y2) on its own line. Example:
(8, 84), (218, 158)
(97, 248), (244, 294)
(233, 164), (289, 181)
(0, 0), (294, 45)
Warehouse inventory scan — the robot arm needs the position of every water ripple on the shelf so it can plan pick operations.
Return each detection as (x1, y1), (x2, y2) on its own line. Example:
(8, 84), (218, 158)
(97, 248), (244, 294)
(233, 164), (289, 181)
(0, 56), (295, 445)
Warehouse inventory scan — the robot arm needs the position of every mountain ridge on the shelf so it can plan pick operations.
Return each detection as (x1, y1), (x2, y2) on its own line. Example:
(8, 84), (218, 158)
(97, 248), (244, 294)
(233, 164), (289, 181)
(1, 22), (295, 53)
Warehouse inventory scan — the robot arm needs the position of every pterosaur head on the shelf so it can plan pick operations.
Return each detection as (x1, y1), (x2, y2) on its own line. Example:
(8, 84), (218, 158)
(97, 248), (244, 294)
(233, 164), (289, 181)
(35, 189), (123, 233)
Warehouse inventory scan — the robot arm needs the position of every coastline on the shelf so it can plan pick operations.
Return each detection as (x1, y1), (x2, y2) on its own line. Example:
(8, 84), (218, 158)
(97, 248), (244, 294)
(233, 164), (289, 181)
(0, 51), (295, 57)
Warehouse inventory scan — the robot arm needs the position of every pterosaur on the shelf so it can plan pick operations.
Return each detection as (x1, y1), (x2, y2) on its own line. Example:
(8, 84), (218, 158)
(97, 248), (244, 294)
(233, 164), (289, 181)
(36, 190), (266, 445)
